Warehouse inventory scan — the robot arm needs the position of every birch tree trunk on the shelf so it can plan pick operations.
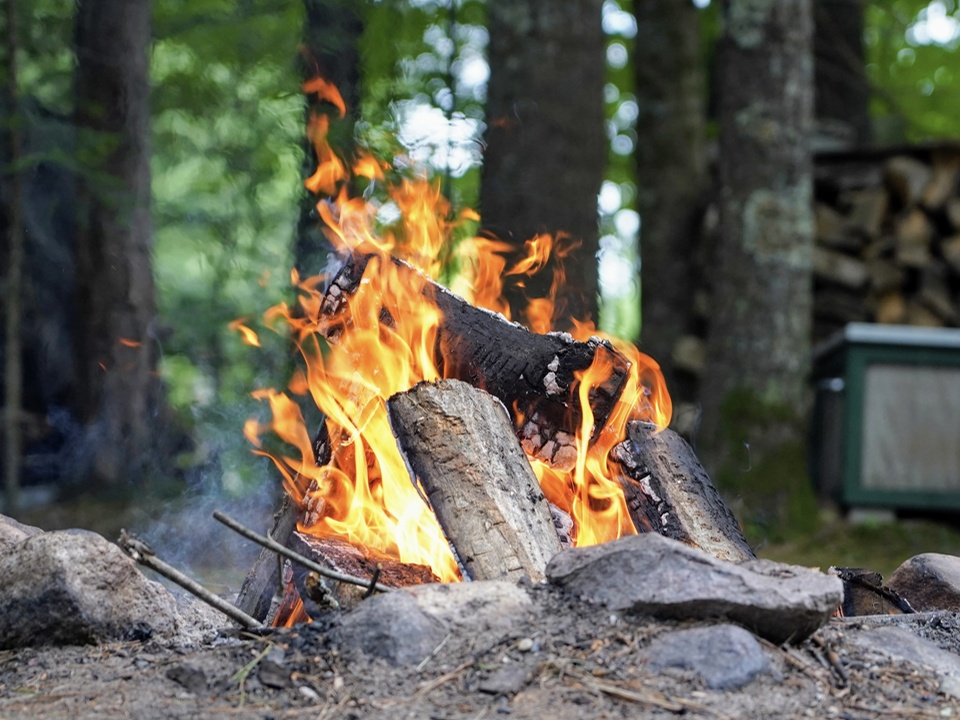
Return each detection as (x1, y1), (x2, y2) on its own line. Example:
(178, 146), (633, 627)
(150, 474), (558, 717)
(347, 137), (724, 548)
(701, 0), (818, 535)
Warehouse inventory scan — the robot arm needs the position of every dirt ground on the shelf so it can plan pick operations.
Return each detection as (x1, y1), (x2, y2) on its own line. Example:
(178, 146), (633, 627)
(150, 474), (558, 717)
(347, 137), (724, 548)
(2, 585), (959, 720)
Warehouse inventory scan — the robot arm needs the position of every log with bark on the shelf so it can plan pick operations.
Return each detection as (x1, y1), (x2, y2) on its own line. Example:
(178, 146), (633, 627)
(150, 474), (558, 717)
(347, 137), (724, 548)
(320, 253), (632, 466)
(612, 421), (755, 563)
(388, 379), (563, 582)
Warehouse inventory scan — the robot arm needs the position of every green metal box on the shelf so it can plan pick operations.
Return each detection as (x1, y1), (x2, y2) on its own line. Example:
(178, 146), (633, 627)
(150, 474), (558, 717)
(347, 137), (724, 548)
(811, 323), (960, 510)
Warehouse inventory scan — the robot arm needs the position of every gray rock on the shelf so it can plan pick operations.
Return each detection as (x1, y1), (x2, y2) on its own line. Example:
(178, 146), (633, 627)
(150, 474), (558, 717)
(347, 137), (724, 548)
(887, 553), (960, 612)
(335, 581), (533, 665)
(847, 625), (960, 699)
(0, 530), (181, 649)
(645, 624), (770, 690)
(546, 533), (842, 644)
(0, 513), (43, 553)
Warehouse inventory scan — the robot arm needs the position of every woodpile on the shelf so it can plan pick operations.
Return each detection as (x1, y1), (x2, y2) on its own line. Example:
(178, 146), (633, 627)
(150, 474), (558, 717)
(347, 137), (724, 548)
(666, 143), (960, 429)
(812, 144), (960, 343)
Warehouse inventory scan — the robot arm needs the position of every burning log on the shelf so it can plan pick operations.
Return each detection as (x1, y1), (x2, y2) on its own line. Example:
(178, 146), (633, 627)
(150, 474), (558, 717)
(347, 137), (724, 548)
(235, 421), (333, 621)
(388, 379), (563, 582)
(322, 253), (632, 463)
(288, 532), (438, 611)
(612, 422), (755, 563)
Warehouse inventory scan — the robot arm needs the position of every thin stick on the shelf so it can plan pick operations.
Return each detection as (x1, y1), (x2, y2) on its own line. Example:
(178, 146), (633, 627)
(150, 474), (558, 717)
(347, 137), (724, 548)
(212, 511), (393, 594)
(362, 563), (383, 600)
(118, 529), (263, 630)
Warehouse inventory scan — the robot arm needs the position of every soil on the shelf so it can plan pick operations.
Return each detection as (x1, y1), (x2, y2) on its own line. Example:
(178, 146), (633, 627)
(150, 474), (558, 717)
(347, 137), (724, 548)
(2, 585), (959, 720)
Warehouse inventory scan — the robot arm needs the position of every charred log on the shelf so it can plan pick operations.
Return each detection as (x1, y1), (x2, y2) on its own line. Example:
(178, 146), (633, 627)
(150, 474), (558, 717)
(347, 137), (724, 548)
(831, 566), (915, 617)
(320, 253), (632, 461)
(235, 420), (333, 622)
(289, 531), (438, 612)
(388, 379), (563, 582)
(612, 421), (755, 563)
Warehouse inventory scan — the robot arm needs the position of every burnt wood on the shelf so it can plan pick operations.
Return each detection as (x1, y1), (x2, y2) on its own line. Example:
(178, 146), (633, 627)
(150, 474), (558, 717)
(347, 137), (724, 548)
(320, 253), (631, 461)
(831, 566), (915, 617)
(612, 421), (755, 563)
(288, 531), (438, 612)
(235, 420), (333, 621)
(388, 379), (563, 582)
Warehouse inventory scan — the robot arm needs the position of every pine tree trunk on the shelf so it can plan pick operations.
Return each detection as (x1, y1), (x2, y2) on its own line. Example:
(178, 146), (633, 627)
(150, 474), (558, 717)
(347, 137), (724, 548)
(73, 0), (162, 485)
(480, 0), (606, 327)
(701, 0), (816, 531)
(634, 0), (709, 400)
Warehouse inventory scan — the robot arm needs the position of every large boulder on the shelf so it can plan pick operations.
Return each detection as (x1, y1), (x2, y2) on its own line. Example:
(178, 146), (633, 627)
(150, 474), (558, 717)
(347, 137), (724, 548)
(546, 532), (842, 644)
(334, 580), (533, 665)
(0, 529), (193, 648)
(0, 512), (43, 553)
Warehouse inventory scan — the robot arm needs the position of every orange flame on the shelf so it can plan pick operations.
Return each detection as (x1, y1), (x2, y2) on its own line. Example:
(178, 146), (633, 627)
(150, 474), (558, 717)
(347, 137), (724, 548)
(246, 78), (672, 591)
(228, 318), (261, 347)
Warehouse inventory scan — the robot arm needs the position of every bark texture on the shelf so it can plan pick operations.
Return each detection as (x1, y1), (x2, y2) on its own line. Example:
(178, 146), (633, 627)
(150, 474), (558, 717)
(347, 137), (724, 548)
(701, 0), (815, 506)
(388, 380), (562, 582)
(72, 0), (162, 485)
(612, 422), (755, 564)
(321, 254), (632, 457)
(634, 0), (709, 400)
(295, 0), (363, 277)
(3, 0), (23, 512)
(480, 0), (606, 326)
(814, 0), (869, 148)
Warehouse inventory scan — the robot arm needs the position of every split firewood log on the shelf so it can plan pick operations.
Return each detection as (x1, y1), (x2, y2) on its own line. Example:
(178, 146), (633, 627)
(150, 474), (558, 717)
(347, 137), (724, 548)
(612, 422), (755, 563)
(320, 253), (632, 462)
(388, 379), (563, 582)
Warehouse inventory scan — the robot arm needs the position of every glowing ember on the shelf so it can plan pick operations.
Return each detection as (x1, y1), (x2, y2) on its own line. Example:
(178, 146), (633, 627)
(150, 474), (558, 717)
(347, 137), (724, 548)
(238, 78), (672, 590)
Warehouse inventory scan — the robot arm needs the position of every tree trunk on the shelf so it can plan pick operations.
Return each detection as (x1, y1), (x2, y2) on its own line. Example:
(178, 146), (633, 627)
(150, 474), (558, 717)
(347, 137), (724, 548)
(480, 0), (606, 327)
(633, 0), (709, 401)
(701, 0), (817, 535)
(814, 0), (870, 148)
(72, 0), (162, 485)
(3, 0), (23, 512)
(295, 0), (363, 278)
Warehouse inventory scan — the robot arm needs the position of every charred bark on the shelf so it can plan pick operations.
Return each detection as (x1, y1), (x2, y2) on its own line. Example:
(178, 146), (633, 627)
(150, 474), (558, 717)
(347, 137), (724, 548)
(288, 532), (438, 613)
(388, 379), (562, 582)
(321, 253), (632, 460)
(612, 421), (755, 563)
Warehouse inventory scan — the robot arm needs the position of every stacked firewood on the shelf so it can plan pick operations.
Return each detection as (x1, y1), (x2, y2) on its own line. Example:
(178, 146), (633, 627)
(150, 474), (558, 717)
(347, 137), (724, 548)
(667, 144), (960, 429)
(812, 144), (960, 343)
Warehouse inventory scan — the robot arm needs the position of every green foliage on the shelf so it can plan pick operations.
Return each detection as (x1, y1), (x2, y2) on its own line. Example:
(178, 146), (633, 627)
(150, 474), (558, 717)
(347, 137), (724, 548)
(865, 0), (960, 141)
(151, 0), (305, 487)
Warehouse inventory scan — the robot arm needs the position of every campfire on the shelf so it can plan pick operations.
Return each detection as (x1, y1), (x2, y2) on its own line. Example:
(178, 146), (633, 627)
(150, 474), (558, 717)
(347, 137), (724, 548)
(228, 79), (754, 627)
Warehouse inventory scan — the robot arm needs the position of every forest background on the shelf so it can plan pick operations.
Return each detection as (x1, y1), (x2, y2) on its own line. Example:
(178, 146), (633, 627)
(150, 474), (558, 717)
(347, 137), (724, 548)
(2, 0), (960, 577)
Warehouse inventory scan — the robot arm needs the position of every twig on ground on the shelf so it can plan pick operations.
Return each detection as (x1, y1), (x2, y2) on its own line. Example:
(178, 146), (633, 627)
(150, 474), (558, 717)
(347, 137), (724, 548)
(213, 511), (393, 594)
(117, 529), (263, 630)
(415, 659), (474, 697)
(415, 632), (452, 672)
(230, 645), (272, 708)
